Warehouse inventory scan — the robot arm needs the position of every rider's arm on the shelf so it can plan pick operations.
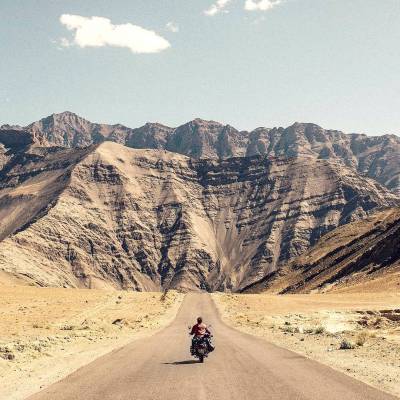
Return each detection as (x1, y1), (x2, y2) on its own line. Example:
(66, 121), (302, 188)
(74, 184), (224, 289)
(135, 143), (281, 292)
(190, 325), (196, 335)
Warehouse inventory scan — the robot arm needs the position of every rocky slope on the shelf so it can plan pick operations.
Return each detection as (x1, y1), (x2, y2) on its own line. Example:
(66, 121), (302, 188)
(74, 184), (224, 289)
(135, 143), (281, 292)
(0, 141), (398, 291)
(242, 208), (400, 294)
(2, 112), (399, 194)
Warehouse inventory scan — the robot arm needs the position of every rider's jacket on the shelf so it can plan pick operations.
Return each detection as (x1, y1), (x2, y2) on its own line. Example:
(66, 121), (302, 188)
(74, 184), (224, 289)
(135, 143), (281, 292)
(190, 323), (210, 337)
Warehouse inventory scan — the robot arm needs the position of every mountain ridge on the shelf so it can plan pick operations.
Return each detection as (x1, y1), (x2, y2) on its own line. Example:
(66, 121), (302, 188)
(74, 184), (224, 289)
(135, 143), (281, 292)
(2, 112), (399, 194)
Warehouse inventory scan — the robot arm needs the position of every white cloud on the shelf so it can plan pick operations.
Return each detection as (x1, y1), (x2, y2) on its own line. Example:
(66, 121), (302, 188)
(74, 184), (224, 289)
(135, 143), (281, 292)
(166, 21), (179, 33)
(51, 38), (71, 51)
(204, 0), (232, 16)
(244, 0), (282, 11)
(60, 37), (72, 47)
(59, 14), (170, 54)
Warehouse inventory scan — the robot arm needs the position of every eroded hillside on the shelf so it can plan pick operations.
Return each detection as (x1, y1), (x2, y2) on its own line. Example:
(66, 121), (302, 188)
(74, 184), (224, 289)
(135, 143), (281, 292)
(243, 208), (400, 293)
(0, 142), (398, 291)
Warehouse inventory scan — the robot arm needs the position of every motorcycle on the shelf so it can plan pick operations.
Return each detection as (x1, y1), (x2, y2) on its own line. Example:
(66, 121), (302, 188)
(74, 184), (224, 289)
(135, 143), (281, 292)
(189, 325), (214, 363)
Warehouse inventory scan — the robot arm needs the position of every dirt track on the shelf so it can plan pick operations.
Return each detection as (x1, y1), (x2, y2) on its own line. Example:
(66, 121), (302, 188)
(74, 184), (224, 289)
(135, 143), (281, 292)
(28, 294), (397, 400)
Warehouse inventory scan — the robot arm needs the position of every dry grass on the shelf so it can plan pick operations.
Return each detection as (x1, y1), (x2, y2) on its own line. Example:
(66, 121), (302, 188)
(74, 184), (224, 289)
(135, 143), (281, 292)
(339, 339), (355, 350)
(355, 331), (368, 346)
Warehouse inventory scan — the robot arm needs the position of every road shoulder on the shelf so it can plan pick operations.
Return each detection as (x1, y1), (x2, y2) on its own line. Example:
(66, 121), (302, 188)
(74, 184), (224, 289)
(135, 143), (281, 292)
(212, 292), (400, 399)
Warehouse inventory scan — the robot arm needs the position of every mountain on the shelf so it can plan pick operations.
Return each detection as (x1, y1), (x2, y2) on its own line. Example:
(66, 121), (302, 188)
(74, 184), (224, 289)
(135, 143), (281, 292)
(25, 111), (134, 147)
(242, 208), (400, 294)
(0, 141), (398, 291)
(2, 112), (399, 194)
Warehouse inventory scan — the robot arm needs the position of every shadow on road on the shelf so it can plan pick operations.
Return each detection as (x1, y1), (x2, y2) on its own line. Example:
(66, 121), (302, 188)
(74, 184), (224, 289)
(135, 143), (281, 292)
(163, 360), (199, 365)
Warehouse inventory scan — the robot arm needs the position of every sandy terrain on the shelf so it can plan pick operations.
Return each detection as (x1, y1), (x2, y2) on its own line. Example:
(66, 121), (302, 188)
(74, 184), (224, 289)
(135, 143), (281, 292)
(0, 285), (184, 400)
(213, 292), (400, 398)
(28, 293), (396, 400)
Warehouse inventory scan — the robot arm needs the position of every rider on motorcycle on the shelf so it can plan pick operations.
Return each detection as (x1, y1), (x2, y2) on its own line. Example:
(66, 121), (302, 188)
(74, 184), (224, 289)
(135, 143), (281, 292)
(190, 317), (214, 355)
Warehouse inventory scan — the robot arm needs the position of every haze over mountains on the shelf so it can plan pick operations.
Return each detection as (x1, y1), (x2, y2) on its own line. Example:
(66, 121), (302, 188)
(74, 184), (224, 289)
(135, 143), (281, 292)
(0, 112), (399, 291)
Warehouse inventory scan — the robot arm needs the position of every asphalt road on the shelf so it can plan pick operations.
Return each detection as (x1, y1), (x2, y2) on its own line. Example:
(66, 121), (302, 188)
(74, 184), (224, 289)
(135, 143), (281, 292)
(28, 293), (397, 400)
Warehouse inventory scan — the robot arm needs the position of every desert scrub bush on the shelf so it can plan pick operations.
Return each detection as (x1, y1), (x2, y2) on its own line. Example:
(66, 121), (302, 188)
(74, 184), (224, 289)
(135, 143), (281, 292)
(60, 325), (75, 331)
(32, 344), (42, 352)
(0, 352), (15, 360)
(14, 344), (25, 352)
(339, 339), (355, 350)
(160, 289), (170, 302)
(281, 325), (295, 333)
(314, 326), (325, 334)
(0, 345), (12, 354)
(356, 331), (368, 346)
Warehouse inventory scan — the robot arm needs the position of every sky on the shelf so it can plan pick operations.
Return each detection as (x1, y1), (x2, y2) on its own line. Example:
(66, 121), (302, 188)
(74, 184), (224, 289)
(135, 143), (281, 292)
(1, 0), (399, 135)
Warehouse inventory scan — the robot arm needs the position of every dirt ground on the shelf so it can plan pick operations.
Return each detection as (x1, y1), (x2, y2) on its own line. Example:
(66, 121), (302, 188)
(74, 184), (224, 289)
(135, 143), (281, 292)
(213, 292), (400, 398)
(0, 286), (184, 400)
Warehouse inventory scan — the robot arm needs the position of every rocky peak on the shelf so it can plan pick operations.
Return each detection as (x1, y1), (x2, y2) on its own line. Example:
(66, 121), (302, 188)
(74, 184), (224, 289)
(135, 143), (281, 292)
(142, 122), (172, 130)
(51, 110), (81, 120)
(174, 118), (226, 137)
(166, 119), (229, 159)
(126, 123), (173, 149)
(31, 111), (89, 129)
(0, 124), (23, 130)
(2, 112), (400, 193)
(189, 117), (223, 126)
(26, 111), (95, 147)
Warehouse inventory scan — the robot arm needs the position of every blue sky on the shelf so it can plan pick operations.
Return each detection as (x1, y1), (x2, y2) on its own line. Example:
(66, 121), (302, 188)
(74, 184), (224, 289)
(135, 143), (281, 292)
(1, 0), (399, 135)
